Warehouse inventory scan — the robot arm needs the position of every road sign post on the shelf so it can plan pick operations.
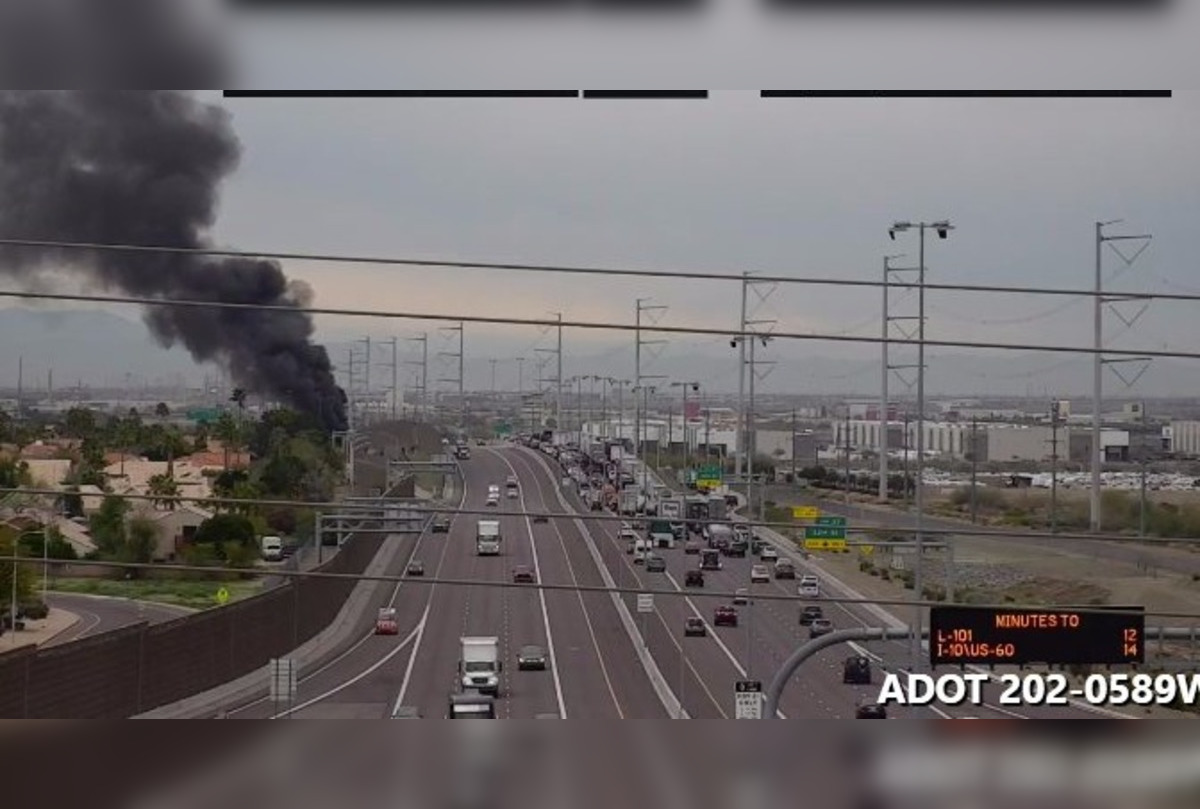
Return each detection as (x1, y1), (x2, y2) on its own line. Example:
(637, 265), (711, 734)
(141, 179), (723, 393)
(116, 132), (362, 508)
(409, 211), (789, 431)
(215, 586), (230, 606)
(637, 593), (654, 649)
(735, 679), (763, 719)
(791, 505), (820, 520)
(269, 657), (297, 717)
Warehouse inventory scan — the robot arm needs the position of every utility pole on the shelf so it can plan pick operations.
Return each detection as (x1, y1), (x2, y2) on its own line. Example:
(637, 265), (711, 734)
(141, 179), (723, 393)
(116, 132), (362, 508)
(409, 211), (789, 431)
(969, 416), (979, 524)
(1049, 401), (1061, 533)
(843, 407), (851, 504)
(635, 298), (668, 497)
(1139, 401), (1148, 537)
(881, 254), (920, 502)
(437, 322), (465, 432)
(489, 359), (498, 395)
(516, 356), (525, 433)
(791, 408), (797, 484)
(555, 312), (563, 434)
(902, 411), (911, 509)
(735, 272), (748, 483)
(386, 337), (399, 420)
(345, 347), (355, 433)
(1092, 220), (1152, 533)
(406, 333), (428, 421)
(888, 219), (953, 678)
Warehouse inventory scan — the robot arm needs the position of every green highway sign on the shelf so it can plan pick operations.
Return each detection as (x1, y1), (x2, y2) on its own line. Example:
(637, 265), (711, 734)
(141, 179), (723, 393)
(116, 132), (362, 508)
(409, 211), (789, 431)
(815, 516), (847, 527)
(697, 465), (722, 482)
(494, 422), (512, 435)
(804, 525), (847, 540)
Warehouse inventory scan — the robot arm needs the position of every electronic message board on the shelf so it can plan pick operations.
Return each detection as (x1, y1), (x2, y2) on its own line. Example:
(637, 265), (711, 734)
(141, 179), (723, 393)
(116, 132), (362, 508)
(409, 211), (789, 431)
(929, 605), (1144, 666)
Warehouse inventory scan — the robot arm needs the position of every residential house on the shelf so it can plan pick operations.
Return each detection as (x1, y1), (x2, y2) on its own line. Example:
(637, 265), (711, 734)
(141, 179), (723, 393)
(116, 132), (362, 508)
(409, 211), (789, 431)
(23, 459), (72, 490)
(131, 503), (213, 562)
(103, 459), (212, 508)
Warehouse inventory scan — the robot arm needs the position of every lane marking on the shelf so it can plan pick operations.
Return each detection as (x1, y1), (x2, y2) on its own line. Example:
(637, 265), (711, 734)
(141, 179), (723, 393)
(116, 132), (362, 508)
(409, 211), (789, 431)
(523, 447), (685, 718)
(495, 450), (568, 720)
(510, 451), (623, 718)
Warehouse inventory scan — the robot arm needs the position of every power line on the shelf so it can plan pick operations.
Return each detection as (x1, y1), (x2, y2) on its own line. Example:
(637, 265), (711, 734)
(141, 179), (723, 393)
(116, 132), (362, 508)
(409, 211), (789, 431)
(2, 235), (1200, 302)
(2, 553), (1192, 620)
(0, 286), (1197, 362)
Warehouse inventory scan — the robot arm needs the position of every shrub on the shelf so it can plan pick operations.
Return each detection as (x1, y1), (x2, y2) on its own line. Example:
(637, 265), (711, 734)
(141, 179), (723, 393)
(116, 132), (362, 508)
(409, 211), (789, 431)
(19, 600), (49, 620)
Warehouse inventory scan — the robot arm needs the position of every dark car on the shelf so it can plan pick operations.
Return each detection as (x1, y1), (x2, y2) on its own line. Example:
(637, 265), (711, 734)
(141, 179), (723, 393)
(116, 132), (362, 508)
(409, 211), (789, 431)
(406, 560), (425, 576)
(856, 704), (887, 719)
(843, 655), (872, 685)
(512, 566), (536, 584)
(645, 554), (667, 573)
(432, 514), (451, 533)
(713, 606), (739, 627)
(517, 644), (548, 671)
(799, 605), (824, 626)
(728, 538), (748, 558)
(809, 618), (834, 638)
(684, 616), (707, 637)
(533, 512), (549, 524)
(684, 570), (705, 588)
(683, 540), (701, 555)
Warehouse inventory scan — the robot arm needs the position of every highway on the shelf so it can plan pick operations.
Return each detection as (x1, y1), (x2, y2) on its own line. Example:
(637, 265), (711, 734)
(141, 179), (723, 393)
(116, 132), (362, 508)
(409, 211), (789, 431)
(218, 440), (1110, 719)
(226, 446), (666, 719)
(512, 446), (1109, 719)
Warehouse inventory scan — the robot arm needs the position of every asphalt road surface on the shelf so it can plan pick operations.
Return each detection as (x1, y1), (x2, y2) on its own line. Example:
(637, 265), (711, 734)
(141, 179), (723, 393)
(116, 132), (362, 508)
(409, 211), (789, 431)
(45, 592), (193, 646)
(216, 442), (1116, 719)
(226, 446), (666, 719)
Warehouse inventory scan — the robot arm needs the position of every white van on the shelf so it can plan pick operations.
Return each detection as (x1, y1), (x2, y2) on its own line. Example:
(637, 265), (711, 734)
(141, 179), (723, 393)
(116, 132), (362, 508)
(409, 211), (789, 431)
(260, 535), (283, 562)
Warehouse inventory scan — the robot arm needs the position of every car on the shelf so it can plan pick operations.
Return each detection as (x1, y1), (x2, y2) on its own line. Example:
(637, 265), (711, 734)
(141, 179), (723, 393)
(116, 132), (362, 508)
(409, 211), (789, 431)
(759, 546), (778, 562)
(512, 566), (536, 584)
(750, 538), (764, 556)
(683, 540), (701, 555)
(713, 606), (739, 627)
(406, 560), (425, 576)
(684, 570), (705, 588)
(799, 605), (824, 626)
(432, 514), (451, 533)
(774, 559), (796, 579)
(809, 618), (834, 638)
(843, 655), (872, 685)
(476, 439), (486, 446)
(732, 588), (750, 606)
(750, 565), (770, 584)
(375, 607), (399, 635)
(517, 644), (548, 671)
(798, 575), (820, 597)
(684, 616), (707, 637)
(645, 554), (667, 573)
(533, 512), (549, 523)
(507, 488), (518, 499)
(855, 704), (887, 719)
(728, 538), (748, 558)
(488, 484), (501, 496)
(486, 494), (499, 507)
(732, 524), (752, 542)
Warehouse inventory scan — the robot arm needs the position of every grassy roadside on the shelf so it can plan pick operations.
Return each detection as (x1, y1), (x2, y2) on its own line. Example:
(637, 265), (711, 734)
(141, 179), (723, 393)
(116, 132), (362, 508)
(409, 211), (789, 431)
(49, 577), (262, 610)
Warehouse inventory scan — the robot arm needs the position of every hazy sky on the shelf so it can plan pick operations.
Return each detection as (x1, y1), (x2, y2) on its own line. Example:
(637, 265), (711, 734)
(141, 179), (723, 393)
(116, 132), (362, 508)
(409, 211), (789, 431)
(192, 89), (1200, 395)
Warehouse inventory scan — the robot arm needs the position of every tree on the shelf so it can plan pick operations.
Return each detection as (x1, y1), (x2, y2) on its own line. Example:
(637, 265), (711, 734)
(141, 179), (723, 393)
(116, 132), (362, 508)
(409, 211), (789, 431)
(89, 496), (130, 557)
(192, 513), (256, 560)
(122, 517), (160, 576)
(154, 402), (170, 418)
(212, 412), (242, 470)
(0, 458), (31, 488)
(147, 473), (180, 510)
(62, 407), (97, 439)
(0, 529), (37, 612)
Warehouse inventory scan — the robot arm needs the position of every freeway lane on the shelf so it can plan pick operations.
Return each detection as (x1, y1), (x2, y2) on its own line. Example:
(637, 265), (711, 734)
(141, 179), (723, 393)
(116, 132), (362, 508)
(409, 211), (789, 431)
(529, 448), (1105, 719)
(505, 449), (667, 718)
(45, 593), (193, 645)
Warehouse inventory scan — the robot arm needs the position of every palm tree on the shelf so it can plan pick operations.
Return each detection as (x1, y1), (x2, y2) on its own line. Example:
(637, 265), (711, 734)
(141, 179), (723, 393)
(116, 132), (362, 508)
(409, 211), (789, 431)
(147, 473), (180, 511)
(213, 413), (241, 471)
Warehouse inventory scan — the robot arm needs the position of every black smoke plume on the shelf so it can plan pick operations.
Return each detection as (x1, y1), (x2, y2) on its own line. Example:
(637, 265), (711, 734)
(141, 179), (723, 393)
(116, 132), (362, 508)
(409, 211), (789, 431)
(0, 92), (348, 431)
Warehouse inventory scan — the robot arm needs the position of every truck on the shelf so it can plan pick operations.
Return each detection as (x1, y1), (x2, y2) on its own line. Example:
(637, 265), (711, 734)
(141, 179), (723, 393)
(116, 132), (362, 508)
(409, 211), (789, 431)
(476, 519), (502, 556)
(648, 519), (675, 550)
(259, 535), (283, 562)
(618, 489), (640, 516)
(707, 493), (727, 522)
(659, 498), (685, 539)
(459, 636), (502, 697)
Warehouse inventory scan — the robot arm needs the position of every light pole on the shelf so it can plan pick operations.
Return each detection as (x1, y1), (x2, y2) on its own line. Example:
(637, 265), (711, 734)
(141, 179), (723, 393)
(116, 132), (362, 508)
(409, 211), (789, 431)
(888, 218), (953, 677)
(671, 381), (700, 484)
(516, 356), (525, 433)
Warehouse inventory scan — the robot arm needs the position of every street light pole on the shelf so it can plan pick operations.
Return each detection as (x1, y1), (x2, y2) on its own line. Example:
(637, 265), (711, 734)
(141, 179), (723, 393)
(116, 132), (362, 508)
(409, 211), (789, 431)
(889, 219), (953, 677)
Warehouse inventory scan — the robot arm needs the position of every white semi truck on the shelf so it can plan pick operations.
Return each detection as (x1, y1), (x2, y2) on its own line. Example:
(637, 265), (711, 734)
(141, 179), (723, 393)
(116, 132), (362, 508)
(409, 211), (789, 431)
(459, 636), (502, 697)
(476, 519), (502, 556)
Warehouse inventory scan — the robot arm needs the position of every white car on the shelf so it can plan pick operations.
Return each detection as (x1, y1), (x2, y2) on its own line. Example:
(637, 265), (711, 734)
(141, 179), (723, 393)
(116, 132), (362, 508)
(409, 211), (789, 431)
(486, 493), (499, 507)
(507, 488), (518, 499)
(798, 575), (820, 597)
(750, 565), (770, 584)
